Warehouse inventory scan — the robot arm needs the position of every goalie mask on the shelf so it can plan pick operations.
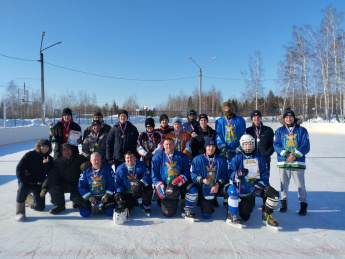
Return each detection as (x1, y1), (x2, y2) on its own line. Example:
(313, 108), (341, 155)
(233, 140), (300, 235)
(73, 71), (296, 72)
(240, 134), (255, 154)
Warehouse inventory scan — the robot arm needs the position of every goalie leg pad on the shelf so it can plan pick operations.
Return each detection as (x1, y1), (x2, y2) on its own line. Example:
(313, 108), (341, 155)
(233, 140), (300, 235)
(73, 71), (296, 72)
(264, 186), (279, 214)
(161, 198), (178, 217)
(238, 195), (254, 221)
(142, 185), (153, 207)
(227, 184), (240, 215)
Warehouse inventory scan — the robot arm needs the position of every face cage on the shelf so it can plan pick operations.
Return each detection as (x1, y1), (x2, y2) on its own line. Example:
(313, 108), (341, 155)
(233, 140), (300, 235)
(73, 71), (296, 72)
(241, 141), (255, 153)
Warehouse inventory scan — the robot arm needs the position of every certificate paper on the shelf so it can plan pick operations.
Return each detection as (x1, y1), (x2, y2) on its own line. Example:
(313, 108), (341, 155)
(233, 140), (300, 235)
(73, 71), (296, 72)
(243, 158), (259, 179)
(68, 131), (81, 146)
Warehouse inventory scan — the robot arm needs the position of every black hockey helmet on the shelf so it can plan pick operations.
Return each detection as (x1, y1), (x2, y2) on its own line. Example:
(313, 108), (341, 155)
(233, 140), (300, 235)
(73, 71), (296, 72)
(165, 184), (180, 200)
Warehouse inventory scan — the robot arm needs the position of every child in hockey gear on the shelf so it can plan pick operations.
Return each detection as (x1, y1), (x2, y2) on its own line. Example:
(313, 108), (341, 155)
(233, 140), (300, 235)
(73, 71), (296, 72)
(274, 108), (310, 216)
(78, 153), (115, 217)
(114, 151), (153, 218)
(227, 134), (280, 227)
(191, 137), (228, 219)
(152, 138), (198, 218)
(215, 102), (246, 161)
(137, 117), (164, 169)
(15, 139), (53, 221)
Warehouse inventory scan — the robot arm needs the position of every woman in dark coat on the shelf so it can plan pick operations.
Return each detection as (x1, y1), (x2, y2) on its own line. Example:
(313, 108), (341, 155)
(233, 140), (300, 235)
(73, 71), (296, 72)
(15, 139), (53, 221)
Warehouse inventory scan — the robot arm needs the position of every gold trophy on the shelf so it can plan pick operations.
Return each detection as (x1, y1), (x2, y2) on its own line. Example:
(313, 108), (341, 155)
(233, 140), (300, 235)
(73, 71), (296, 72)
(48, 122), (56, 142)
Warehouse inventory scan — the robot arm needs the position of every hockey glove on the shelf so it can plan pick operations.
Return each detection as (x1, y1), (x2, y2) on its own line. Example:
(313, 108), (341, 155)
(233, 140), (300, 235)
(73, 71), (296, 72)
(145, 152), (153, 160)
(131, 180), (144, 198)
(224, 149), (235, 160)
(253, 181), (266, 197)
(115, 193), (127, 212)
(156, 182), (166, 200)
(236, 168), (249, 177)
(172, 175), (186, 187)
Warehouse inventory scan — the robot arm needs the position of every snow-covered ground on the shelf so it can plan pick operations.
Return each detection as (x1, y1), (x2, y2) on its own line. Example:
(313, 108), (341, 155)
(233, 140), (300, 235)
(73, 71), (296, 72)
(1, 133), (345, 258)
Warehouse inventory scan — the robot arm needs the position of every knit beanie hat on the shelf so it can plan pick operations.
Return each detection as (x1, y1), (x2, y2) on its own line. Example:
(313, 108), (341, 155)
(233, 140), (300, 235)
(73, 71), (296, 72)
(160, 114), (169, 122)
(145, 117), (155, 128)
(62, 108), (72, 117)
(251, 110), (262, 120)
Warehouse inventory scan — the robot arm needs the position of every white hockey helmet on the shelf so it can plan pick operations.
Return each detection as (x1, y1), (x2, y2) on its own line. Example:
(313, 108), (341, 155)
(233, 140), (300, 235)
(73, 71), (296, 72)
(240, 134), (255, 153)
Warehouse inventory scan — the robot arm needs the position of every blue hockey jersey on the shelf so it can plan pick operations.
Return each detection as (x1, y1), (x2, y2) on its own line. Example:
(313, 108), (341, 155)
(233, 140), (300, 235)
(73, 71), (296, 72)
(151, 150), (191, 186)
(215, 116), (246, 152)
(115, 160), (152, 193)
(78, 163), (115, 200)
(273, 124), (310, 169)
(229, 152), (269, 196)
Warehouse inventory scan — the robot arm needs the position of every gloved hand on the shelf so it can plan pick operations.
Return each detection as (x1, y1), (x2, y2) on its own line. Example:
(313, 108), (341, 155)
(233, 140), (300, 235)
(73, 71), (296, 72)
(253, 181), (266, 197)
(236, 168), (249, 177)
(172, 175), (186, 187)
(131, 180), (144, 198)
(115, 193), (126, 211)
(40, 188), (48, 198)
(145, 152), (153, 160)
(223, 149), (235, 160)
(156, 182), (166, 199)
(80, 161), (92, 171)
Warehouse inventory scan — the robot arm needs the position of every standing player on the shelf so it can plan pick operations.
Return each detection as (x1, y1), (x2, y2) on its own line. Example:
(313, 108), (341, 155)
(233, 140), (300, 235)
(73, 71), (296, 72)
(191, 137), (228, 219)
(215, 102), (246, 161)
(182, 109), (200, 135)
(151, 138), (198, 219)
(155, 114), (173, 135)
(273, 108), (310, 216)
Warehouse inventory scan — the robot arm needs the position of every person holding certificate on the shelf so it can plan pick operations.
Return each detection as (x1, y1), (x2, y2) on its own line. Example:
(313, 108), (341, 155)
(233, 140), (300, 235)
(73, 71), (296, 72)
(49, 108), (82, 159)
(226, 134), (280, 228)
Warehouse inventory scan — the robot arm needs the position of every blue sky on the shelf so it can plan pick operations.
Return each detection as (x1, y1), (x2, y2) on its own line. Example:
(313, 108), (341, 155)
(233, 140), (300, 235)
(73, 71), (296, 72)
(1, 0), (344, 110)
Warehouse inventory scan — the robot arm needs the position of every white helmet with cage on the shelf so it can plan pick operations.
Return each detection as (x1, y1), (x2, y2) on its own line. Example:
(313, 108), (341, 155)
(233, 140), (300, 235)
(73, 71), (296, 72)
(240, 134), (255, 153)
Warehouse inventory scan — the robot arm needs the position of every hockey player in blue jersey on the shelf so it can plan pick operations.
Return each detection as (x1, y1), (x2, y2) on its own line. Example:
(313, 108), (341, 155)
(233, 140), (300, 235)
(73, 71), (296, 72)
(152, 138), (198, 219)
(191, 137), (228, 219)
(114, 151), (153, 221)
(225, 134), (280, 228)
(215, 102), (246, 160)
(78, 152), (115, 217)
(274, 108), (310, 215)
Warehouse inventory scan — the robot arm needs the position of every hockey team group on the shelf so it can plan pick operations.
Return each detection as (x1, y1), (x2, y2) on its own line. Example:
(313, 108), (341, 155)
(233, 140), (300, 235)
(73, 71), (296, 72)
(15, 101), (310, 229)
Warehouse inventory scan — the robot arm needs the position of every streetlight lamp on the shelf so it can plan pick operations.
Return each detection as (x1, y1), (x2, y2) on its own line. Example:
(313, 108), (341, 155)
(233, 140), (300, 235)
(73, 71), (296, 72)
(188, 56), (217, 113)
(39, 31), (62, 125)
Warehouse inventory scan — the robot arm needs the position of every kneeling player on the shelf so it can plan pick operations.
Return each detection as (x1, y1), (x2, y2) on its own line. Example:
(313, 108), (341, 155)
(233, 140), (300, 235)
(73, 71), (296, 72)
(226, 134), (280, 228)
(78, 152), (115, 217)
(114, 151), (153, 224)
(191, 137), (228, 219)
(152, 138), (198, 219)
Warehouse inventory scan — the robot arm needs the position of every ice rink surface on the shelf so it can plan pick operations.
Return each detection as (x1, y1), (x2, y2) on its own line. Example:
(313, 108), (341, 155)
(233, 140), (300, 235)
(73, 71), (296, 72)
(0, 133), (345, 258)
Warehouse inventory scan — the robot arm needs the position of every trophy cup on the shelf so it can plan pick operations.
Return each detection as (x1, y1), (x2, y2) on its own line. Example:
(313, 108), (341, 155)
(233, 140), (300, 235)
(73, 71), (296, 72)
(48, 122), (56, 142)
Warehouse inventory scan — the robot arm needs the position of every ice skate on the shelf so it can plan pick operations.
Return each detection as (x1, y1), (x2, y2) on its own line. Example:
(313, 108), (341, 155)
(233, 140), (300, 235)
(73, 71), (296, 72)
(113, 208), (130, 225)
(226, 211), (243, 228)
(181, 206), (195, 222)
(141, 205), (151, 217)
(262, 211), (279, 230)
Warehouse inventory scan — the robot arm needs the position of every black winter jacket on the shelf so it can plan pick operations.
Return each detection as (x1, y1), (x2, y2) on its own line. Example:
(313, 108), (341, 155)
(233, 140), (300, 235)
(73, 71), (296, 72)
(246, 122), (274, 161)
(106, 121), (139, 162)
(190, 125), (219, 158)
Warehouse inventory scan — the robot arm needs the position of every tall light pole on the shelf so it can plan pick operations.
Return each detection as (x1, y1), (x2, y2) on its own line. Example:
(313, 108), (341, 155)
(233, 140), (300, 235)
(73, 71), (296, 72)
(39, 31), (62, 125)
(188, 56), (217, 113)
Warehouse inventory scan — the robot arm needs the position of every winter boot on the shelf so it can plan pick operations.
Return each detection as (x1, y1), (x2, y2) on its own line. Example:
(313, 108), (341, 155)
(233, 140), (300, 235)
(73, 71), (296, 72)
(49, 205), (66, 215)
(279, 200), (287, 212)
(262, 211), (279, 227)
(182, 206), (195, 219)
(15, 202), (26, 222)
(25, 194), (34, 207)
(298, 202), (308, 216)
(227, 211), (243, 225)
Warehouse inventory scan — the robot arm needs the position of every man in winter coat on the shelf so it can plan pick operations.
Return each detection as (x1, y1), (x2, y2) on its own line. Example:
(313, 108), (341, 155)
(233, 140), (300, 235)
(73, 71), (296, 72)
(106, 110), (139, 169)
(273, 108), (310, 216)
(215, 102), (246, 161)
(40, 143), (88, 214)
(15, 139), (53, 221)
(83, 111), (111, 140)
(246, 110), (274, 171)
(82, 120), (108, 162)
(49, 108), (82, 159)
